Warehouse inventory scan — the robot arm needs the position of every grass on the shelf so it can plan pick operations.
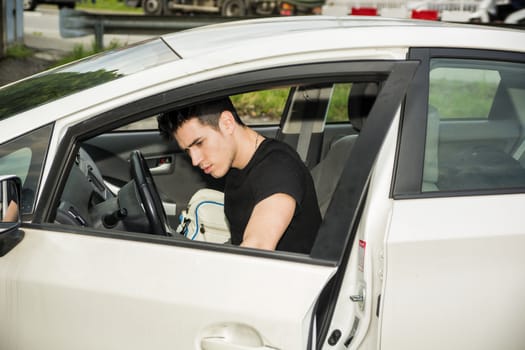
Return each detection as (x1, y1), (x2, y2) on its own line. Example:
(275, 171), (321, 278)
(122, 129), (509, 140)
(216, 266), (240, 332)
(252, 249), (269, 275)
(77, 0), (143, 13)
(231, 83), (353, 124)
(6, 44), (34, 59)
(231, 88), (289, 123)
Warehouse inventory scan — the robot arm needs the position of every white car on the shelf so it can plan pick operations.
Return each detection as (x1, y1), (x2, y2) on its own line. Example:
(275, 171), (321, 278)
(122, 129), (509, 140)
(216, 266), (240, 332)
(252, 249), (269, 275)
(0, 16), (524, 350)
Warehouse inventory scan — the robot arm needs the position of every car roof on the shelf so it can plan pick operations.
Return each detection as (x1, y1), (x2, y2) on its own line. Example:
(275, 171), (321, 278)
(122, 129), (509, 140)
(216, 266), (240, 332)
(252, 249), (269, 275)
(162, 16), (525, 59)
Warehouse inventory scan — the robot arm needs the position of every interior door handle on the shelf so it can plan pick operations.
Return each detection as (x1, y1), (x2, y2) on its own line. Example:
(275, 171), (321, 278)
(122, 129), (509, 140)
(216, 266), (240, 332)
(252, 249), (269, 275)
(200, 323), (279, 350)
(149, 162), (173, 175)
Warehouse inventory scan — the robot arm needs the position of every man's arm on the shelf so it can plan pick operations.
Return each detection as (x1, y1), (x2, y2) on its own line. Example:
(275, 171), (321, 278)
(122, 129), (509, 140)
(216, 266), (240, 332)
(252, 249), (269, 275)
(240, 193), (296, 251)
(4, 200), (18, 222)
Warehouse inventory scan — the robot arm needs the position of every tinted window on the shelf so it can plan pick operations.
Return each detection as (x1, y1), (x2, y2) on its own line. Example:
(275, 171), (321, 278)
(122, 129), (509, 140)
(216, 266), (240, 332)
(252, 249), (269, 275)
(422, 59), (525, 192)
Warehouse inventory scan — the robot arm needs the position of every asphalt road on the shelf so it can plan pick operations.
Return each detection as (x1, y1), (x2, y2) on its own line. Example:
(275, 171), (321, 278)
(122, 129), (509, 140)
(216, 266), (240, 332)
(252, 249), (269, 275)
(24, 5), (152, 54)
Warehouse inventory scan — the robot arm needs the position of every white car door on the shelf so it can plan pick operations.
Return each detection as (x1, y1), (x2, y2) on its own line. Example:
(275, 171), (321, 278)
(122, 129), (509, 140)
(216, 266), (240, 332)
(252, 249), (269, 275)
(382, 49), (525, 349)
(0, 60), (417, 350)
(0, 226), (337, 350)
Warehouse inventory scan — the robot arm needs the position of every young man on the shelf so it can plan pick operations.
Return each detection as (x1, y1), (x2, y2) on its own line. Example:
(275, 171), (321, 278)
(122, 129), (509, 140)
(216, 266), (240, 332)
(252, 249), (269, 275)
(158, 98), (321, 254)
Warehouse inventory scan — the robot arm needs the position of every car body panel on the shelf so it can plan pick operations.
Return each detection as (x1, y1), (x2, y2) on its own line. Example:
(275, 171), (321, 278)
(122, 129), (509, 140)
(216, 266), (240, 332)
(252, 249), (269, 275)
(382, 194), (525, 349)
(0, 226), (336, 349)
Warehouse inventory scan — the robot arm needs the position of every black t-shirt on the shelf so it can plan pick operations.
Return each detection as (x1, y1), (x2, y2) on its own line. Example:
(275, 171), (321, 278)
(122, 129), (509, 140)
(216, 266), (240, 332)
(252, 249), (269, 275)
(224, 138), (321, 254)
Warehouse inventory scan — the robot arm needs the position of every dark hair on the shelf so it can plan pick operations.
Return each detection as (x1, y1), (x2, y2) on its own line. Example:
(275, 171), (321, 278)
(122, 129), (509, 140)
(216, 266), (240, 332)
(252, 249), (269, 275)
(157, 98), (244, 140)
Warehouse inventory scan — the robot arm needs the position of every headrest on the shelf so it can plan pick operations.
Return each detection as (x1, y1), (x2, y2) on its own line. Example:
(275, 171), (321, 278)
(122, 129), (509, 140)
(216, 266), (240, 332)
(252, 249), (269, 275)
(347, 82), (379, 132)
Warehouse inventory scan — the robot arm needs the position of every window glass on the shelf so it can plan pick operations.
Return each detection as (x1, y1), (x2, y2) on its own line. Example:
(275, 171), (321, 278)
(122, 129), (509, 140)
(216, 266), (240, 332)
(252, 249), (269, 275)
(0, 148), (32, 185)
(0, 124), (53, 217)
(118, 116), (160, 131)
(429, 64), (500, 119)
(325, 82), (380, 127)
(230, 87), (289, 125)
(119, 87), (291, 131)
(423, 59), (525, 192)
(326, 83), (352, 123)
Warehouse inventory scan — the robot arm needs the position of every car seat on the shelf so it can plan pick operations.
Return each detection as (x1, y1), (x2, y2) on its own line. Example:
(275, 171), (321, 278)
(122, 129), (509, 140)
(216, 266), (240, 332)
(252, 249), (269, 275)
(311, 82), (379, 217)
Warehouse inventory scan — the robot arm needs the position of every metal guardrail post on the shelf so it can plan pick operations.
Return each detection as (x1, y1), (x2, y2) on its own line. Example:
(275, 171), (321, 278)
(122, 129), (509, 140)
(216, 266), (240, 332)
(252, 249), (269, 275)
(94, 20), (104, 50)
(0, 0), (5, 57)
(1, 0), (24, 57)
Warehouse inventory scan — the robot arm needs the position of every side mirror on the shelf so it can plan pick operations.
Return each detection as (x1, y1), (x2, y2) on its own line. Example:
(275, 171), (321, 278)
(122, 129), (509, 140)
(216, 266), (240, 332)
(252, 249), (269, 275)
(0, 175), (24, 257)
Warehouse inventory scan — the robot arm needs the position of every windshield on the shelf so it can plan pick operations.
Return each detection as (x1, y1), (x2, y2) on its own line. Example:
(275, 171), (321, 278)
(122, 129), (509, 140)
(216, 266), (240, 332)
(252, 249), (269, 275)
(0, 39), (178, 119)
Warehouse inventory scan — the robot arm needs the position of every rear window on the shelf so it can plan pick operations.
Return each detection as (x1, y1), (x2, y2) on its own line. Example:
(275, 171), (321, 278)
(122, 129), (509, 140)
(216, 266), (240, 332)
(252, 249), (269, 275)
(0, 39), (178, 119)
(422, 58), (525, 193)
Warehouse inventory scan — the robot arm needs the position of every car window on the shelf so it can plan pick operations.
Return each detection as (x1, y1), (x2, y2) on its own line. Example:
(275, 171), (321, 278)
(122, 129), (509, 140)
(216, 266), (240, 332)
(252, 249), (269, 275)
(120, 87), (291, 131)
(49, 58), (406, 261)
(231, 87), (290, 125)
(422, 59), (525, 192)
(0, 124), (53, 217)
(326, 83), (352, 123)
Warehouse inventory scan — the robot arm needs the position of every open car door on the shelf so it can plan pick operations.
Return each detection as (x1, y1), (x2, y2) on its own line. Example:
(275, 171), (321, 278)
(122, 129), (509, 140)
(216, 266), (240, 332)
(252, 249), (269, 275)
(0, 60), (417, 350)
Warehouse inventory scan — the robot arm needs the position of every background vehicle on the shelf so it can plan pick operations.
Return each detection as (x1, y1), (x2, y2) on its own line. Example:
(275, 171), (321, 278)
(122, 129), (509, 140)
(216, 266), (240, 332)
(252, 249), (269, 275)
(23, 0), (76, 11)
(125, 0), (278, 16)
(322, 0), (525, 23)
(1, 17), (525, 350)
(279, 0), (323, 15)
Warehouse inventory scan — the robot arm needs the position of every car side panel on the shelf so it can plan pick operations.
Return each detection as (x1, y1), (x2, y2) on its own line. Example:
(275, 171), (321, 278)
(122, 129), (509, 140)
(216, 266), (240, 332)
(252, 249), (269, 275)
(0, 227), (335, 350)
(381, 194), (525, 350)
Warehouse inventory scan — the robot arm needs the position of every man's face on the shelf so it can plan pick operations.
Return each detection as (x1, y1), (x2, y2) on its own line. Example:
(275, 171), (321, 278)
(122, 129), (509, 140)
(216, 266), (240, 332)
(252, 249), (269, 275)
(174, 116), (235, 178)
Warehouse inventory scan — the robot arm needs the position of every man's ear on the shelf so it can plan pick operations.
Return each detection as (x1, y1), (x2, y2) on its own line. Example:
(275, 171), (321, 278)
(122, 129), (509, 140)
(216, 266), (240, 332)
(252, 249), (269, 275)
(219, 111), (236, 134)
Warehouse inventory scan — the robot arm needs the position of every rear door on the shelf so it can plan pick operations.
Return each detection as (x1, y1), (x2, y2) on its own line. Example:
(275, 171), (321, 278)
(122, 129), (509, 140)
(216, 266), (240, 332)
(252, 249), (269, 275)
(384, 49), (525, 350)
(0, 60), (417, 350)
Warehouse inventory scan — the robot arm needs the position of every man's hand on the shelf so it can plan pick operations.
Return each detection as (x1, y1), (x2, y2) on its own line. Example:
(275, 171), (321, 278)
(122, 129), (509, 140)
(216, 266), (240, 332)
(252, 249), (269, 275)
(240, 193), (296, 251)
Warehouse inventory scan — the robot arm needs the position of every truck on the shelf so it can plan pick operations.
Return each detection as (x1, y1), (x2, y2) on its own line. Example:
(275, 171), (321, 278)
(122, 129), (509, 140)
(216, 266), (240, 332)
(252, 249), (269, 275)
(125, 0), (279, 16)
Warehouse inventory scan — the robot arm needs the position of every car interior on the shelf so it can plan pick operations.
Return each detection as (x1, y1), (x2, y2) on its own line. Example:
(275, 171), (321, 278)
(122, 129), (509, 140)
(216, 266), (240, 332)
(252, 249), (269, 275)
(53, 80), (380, 244)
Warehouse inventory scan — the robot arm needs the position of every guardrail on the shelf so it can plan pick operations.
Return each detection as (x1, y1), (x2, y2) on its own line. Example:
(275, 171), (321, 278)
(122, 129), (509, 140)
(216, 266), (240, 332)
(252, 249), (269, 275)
(59, 9), (250, 48)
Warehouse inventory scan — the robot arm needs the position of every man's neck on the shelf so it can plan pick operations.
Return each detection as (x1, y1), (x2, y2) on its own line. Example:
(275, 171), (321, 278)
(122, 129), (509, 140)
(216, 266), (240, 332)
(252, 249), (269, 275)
(232, 128), (262, 169)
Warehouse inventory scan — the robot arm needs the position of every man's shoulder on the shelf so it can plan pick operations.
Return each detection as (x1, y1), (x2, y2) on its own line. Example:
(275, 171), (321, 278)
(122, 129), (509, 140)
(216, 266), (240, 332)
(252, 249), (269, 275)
(259, 138), (301, 161)
(255, 139), (308, 179)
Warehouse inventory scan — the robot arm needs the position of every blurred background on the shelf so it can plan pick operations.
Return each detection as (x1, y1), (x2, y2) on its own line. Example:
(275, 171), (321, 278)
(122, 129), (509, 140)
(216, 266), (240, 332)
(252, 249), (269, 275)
(1, 0), (524, 85)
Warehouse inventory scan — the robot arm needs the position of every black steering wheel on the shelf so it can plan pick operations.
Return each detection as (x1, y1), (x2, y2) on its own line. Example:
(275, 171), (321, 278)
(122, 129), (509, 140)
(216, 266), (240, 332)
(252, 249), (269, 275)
(130, 150), (168, 235)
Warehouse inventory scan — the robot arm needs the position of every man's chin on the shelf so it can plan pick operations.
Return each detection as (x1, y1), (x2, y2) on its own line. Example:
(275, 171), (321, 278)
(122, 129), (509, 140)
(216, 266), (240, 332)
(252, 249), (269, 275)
(209, 168), (227, 179)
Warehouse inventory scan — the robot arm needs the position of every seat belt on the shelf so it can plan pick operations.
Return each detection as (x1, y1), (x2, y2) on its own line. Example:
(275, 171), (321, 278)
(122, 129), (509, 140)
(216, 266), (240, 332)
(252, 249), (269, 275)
(297, 116), (315, 163)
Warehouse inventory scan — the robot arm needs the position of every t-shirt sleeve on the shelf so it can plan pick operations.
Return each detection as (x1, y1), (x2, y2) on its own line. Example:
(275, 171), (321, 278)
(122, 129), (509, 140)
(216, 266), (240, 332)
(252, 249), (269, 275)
(251, 150), (306, 206)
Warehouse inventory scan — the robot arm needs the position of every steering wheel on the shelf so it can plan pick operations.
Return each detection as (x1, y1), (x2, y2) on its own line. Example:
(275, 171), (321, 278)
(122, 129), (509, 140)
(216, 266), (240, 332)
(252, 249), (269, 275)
(130, 150), (168, 235)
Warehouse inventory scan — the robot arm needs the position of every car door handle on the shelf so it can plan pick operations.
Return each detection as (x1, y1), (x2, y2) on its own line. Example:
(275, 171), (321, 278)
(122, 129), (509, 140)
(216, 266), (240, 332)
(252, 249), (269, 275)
(200, 323), (279, 350)
(201, 337), (277, 350)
